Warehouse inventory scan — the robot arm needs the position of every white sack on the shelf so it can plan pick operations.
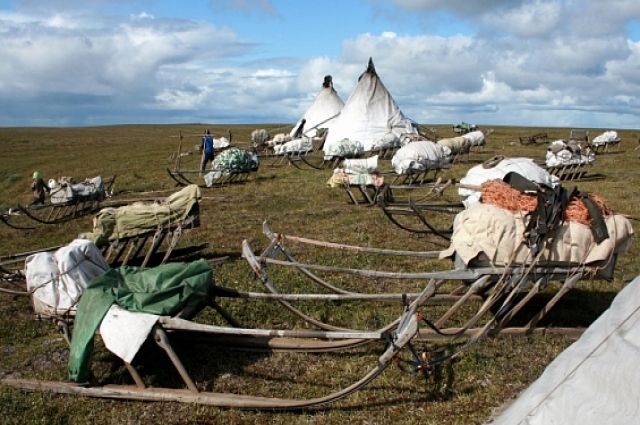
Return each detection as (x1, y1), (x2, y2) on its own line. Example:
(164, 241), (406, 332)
(437, 136), (471, 156)
(342, 155), (379, 174)
(50, 176), (105, 205)
(545, 140), (595, 167)
(462, 130), (485, 146)
(323, 138), (364, 159)
(25, 239), (110, 315)
(592, 130), (620, 146)
(391, 141), (449, 175)
(213, 137), (230, 149)
(273, 137), (313, 155)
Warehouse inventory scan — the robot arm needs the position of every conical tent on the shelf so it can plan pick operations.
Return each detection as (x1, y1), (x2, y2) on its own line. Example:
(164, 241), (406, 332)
(324, 58), (417, 152)
(490, 275), (640, 425)
(290, 75), (344, 138)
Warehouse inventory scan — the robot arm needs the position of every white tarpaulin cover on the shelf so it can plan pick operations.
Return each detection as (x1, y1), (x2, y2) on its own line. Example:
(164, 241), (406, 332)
(462, 130), (485, 146)
(50, 176), (105, 205)
(99, 305), (159, 364)
(489, 274), (640, 425)
(545, 140), (595, 167)
(213, 137), (230, 149)
(25, 239), (110, 315)
(273, 137), (314, 155)
(592, 130), (620, 146)
(290, 77), (344, 138)
(437, 136), (471, 156)
(323, 138), (364, 159)
(440, 203), (633, 266)
(342, 155), (379, 174)
(324, 58), (417, 154)
(459, 157), (560, 207)
(391, 141), (450, 175)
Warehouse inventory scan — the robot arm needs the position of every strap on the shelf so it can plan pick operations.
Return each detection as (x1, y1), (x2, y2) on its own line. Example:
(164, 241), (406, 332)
(502, 171), (539, 192)
(581, 194), (609, 243)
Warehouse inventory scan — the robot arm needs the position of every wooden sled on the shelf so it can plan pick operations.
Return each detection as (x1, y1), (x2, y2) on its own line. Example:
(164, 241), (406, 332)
(245, 222), (615, 342)
(1, 267), (436, 409)
(545, 162), (595, 181)
(0, 210), (36, 230)
(167, 168), (253, 188)
(519, 132), (548, 145)
(376, 190), (463, 240)
(5, 176), (116, 230)
(289, 143), (400, 171)
(340, 175), (452, 207)
(590, 139), (621, 154)
(9, 176), (116, 227)
(100, 207), (200, 268)
(0, 205), (200, 298)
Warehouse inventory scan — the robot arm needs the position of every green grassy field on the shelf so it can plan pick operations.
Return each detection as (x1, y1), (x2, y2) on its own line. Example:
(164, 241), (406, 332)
(0, 125), (638, 424)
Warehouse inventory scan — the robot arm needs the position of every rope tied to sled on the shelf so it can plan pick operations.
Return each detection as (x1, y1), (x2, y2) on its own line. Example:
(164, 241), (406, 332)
(479, 179), (612, 226)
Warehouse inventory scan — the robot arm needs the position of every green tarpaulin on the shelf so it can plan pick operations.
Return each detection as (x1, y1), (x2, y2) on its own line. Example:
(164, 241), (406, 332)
(81, 184), (201, 246)
(68, 259), (213, 382)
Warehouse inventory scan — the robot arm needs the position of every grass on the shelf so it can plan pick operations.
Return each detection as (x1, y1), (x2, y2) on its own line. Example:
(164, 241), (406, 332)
(0, 124), (639, 424)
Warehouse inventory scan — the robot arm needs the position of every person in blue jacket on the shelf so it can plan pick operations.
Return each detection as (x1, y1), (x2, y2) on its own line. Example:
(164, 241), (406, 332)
(200, 129), (215, 175)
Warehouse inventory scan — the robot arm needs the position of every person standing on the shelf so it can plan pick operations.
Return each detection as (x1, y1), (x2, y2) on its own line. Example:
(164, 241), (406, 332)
(200, 129), (215, 175)
(30, 171), (50, 206)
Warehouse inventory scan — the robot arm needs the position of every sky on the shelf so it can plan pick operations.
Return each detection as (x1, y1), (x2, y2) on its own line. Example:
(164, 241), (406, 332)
(0, 0), (639, 128)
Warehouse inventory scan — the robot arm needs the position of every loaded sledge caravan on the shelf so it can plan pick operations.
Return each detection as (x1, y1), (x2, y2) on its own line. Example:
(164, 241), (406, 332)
(0, 185), (203, 295)
(1, 158), (633, 408)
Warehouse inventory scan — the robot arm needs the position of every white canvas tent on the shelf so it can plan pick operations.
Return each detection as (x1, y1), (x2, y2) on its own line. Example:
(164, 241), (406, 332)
(289, 75), (344, 139)
(489, 275), (640, 425)
(324, 58), (417, 153)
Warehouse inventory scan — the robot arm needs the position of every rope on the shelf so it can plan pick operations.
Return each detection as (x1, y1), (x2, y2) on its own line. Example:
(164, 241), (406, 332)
(480, 180), (613, 226)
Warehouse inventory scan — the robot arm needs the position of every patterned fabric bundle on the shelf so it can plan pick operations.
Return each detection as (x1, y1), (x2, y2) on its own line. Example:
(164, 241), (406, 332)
(211, 148), (259, 174)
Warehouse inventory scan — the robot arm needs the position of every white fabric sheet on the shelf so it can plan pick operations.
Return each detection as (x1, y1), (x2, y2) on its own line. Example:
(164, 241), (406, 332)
(462, 130), (485, 146)
(391, 141), (449, 175)
(273, 137), (313, 155)
(440, 203), (633, 266)
(342, 155), (379, 174)
(490, 275), (640, 425)
(592, 130), (620, 146)
(99, 305), (159, 364)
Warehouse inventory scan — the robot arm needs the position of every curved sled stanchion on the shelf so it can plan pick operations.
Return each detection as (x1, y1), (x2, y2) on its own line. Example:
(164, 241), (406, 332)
(0, 213), (36, 230)
(290, 153), (334, 170)
(1, 286), (429, 410)
(376, 195), (463, 239)
(251, 223), (601, 344)
(166, 168), (189, 187)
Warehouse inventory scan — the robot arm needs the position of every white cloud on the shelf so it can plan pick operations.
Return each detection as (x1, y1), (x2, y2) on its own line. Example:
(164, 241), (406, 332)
(482, 0), (562, 38)
(1, 1), (640, 128)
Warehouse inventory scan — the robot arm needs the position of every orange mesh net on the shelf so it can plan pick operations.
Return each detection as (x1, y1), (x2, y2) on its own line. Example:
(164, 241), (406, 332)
(480, 180), (612, 226)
